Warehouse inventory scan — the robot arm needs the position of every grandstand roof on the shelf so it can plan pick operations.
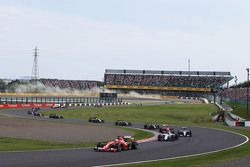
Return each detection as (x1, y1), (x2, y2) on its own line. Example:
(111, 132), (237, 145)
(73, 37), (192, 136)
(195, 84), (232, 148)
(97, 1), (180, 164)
(105, 69), (232, 77)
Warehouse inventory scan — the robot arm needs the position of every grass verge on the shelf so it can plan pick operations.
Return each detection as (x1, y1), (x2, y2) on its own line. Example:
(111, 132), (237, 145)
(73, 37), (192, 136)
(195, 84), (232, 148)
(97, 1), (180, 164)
(226, 102), (250, 120)
(44, 104), (217, 126)
(0, 137), (96, 151)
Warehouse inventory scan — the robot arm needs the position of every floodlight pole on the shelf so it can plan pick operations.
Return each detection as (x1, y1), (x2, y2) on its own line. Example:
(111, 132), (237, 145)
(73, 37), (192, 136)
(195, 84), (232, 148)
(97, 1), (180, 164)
(235, 76), (237, 104)
(247, 68), (249, 115)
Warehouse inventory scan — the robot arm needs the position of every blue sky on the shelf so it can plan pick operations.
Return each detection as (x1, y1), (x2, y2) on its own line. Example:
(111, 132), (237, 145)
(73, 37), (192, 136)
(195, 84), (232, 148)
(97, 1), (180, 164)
(0, 0), (250, 83)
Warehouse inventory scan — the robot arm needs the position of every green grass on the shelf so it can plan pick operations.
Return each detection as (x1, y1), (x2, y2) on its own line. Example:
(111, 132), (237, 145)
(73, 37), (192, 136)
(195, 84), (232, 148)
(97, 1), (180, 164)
(0, 122), (153, 151)
(0, 137), (96, 151)
(226, 102), (250, 120)
(44, 104), (216, 126)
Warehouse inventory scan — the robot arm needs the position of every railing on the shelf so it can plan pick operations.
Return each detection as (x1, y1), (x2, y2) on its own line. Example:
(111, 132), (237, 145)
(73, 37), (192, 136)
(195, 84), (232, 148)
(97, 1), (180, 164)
(0, 96), (122, 104)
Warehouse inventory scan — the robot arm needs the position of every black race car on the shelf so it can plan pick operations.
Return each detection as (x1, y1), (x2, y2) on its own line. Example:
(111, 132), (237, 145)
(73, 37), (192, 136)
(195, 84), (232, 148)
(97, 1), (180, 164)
(49, 113), (64, 119)
(144, 123), (160, 130)
(88, 117), (105, 123)
(177, 127), (192, 137)
(27, 110), (34, 115)
(33, 112), (44, 117)
(115, 120), (132, 126)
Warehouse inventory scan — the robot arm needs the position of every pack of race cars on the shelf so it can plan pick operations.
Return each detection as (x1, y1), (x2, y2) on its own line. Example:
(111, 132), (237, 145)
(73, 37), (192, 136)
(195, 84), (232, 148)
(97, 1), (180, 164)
(27, 108), (192, 152)
(93, 125), (192, 152)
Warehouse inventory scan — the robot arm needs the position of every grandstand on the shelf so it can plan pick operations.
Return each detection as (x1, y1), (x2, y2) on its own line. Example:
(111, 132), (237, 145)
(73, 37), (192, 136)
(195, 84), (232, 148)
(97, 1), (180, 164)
(104, 69), (233, 98)
(39, 79), (102, 90)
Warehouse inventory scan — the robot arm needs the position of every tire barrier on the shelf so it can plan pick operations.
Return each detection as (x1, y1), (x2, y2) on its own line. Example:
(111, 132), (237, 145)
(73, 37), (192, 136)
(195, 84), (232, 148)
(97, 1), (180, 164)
(214, 102), (247, 127)
(211, 112), (224, 122)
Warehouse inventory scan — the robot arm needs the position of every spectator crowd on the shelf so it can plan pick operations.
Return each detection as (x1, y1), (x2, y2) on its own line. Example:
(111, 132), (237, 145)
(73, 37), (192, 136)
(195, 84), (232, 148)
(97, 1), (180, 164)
(39, 79), (100, 90)
(222, 88), (249, 101)
(105, 74), (230, 88)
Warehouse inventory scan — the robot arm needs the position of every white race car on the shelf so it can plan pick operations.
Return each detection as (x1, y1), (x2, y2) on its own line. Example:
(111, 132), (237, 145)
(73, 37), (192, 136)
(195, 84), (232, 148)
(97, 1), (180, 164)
(158, 131), (178, 141)
(177, 127), (192, 137)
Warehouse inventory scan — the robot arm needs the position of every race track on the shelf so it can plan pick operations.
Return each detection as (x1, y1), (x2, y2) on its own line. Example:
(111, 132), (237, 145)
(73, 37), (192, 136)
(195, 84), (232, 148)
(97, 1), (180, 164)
(0, 108), (247, 167)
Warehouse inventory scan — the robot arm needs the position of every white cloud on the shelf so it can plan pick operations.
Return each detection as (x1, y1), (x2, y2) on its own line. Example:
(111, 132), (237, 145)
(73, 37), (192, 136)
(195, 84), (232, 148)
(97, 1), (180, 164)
(0, 4), (249, 83)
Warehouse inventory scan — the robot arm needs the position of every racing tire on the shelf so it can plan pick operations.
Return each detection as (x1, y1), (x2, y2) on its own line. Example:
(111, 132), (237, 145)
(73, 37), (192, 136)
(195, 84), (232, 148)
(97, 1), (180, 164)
(175, 135), (178, 140)
(158, 136), (163, 141)
(96, 142), (102, 147)
(131, 142), (138, 149)
(117, 144), (122, 152)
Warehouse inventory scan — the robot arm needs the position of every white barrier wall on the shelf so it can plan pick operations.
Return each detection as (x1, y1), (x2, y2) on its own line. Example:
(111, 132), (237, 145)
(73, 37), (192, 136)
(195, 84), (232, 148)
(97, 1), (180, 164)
(245, 121), (250, 127)
(224, 117), (235, 126)
(227, 112), (246, 121)
(200, 98), (209, 104)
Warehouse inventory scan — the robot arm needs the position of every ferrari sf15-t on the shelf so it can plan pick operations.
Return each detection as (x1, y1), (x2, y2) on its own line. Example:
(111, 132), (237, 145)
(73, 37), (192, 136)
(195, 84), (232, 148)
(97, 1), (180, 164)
(94, 136), (138, 152)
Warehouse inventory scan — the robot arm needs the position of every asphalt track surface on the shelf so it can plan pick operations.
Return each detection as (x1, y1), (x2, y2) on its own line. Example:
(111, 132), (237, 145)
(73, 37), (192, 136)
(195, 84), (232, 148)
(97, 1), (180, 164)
(0, 108), (248, 167)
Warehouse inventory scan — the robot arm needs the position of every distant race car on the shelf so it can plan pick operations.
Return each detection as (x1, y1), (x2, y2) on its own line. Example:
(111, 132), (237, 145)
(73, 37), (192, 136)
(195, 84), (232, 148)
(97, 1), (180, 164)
(94, 136), (138, 152)
(177, 127), (192, 137)
(49, 113), (64, 119)
(144, 123), (160, 130)
(159, 126), (175, 133)
(115, 120), (132, 126)
(27, 110), (34, 115)
(51, 104), (61, 108)
(158, 131), (178, 141)
(27, 108), (41, 115)
(94, 104), (103, 107)
(88, 117), (105, 123)
(33, 112), (44, 117)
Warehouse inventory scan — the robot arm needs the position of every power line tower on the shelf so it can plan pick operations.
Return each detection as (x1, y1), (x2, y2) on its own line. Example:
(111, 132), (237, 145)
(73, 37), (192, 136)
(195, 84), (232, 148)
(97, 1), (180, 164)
(31, 47), (39, 84)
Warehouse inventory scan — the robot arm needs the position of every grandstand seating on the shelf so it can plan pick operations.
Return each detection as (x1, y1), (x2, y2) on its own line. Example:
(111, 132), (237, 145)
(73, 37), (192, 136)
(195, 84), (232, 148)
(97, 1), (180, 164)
(105, 71), (232, 89)
(39, 79), (100, 90)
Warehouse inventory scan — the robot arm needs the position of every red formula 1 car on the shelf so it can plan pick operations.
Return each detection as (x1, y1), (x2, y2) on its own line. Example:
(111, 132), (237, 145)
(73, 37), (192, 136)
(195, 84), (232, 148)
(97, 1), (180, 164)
(159, 126), (175, 133)
(94, 136), (138, 152)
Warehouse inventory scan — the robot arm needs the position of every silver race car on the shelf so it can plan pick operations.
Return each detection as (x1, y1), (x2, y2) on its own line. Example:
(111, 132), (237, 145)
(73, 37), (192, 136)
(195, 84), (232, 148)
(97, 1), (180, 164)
(177, 127), (192, 137)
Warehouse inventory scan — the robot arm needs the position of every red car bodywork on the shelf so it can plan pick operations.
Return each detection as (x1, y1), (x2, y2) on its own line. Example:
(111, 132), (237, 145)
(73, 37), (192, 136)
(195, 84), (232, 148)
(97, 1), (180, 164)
(159, 127), (174, 133)
(94, 136), (137, 152)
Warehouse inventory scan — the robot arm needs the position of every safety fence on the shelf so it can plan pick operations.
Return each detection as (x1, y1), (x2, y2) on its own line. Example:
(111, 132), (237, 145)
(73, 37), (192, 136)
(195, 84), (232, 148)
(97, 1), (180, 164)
(0, 96), (122, 104)
(0, 102), (129, 109)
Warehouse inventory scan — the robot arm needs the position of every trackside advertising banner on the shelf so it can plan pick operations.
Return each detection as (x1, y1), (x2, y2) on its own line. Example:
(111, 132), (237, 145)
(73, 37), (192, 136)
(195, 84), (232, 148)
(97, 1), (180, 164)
(0, 103), (54, 108)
